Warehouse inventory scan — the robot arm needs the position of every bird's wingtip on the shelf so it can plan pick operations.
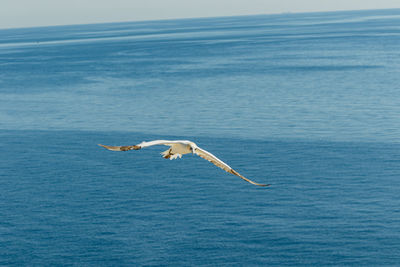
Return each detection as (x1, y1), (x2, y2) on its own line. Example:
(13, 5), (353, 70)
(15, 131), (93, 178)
(98, 144), (111, 149)
(252, 182), (270, 187)
(98, 144), (119, 151)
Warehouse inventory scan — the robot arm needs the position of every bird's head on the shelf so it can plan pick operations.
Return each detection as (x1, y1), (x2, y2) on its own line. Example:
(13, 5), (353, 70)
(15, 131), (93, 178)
(189, 142), (197, 154)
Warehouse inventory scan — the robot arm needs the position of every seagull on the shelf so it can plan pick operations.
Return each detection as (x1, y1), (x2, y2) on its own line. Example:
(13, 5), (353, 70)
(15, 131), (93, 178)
(98, 140), (269, 187)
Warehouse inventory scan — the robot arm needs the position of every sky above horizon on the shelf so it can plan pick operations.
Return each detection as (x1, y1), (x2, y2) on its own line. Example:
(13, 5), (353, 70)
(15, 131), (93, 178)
(1, 0), (400, 29)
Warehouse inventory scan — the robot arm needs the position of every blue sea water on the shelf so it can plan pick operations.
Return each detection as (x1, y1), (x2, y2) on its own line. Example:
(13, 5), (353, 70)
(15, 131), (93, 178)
(1, 9), (400, 266)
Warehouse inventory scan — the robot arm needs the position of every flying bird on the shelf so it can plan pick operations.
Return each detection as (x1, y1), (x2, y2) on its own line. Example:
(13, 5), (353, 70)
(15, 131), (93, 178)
(98, 140), (269, 187)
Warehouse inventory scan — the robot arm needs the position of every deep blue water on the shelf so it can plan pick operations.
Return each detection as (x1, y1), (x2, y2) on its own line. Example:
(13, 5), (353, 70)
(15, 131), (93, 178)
(1, 9), (400, 266)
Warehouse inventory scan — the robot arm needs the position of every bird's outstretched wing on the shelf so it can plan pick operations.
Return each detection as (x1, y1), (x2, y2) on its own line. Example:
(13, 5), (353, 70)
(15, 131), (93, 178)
(194, 147), (269, 187)
(98, 144), (140, 151)
(138, 140), (189, 148)
(98, 140), (187, 151)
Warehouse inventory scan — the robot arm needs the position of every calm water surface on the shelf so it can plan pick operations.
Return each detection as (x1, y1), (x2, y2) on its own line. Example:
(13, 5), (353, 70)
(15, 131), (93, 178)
(1, 9), (400, 266)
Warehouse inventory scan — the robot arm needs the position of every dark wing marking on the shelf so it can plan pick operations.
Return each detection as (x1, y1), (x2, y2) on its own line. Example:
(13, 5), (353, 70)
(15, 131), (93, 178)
(98, 144), (141, 151)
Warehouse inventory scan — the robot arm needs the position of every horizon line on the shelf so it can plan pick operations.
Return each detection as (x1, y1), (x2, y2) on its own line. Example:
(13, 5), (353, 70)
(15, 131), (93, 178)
(1, 7), (399, 31)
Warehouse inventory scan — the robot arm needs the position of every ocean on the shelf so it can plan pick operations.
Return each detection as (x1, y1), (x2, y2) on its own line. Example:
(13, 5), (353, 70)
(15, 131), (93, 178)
(1, 8), (400, 266)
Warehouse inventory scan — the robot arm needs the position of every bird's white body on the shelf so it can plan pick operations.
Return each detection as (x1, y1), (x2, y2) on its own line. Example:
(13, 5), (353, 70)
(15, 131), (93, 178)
(99, 140), (268, 186)
(161, 142), (191, 159)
